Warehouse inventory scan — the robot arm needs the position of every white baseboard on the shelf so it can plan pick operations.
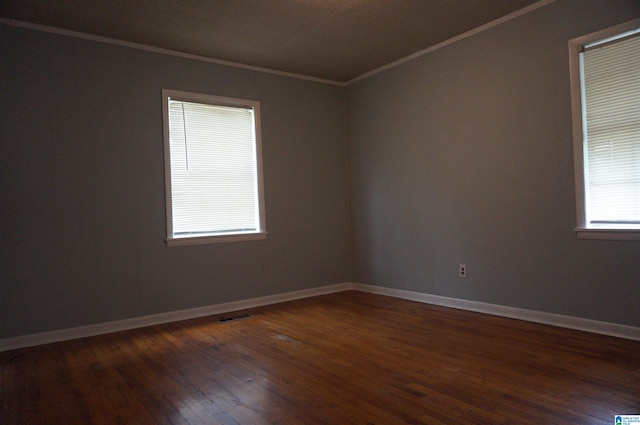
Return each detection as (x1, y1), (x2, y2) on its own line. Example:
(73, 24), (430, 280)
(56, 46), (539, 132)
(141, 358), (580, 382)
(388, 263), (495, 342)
(0, 282), (353, 352)
(3, 281), (639, 352)
(353, 283), (640, 341)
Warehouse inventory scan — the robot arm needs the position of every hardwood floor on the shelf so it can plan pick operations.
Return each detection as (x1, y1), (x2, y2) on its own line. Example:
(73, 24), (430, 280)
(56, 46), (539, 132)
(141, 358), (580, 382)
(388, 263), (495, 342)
(2, 290), (639, 425)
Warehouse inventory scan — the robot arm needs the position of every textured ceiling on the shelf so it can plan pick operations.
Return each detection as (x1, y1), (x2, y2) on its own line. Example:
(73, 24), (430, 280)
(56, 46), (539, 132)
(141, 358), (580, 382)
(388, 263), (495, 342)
(1, 0), (544, 82)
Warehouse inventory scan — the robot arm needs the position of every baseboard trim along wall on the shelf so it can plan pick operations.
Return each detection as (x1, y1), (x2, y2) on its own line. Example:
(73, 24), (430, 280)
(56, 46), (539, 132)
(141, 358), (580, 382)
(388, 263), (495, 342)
(0, 283), (352, 352)
(352, 283), (640, 342)
(2, 281), (639, 351)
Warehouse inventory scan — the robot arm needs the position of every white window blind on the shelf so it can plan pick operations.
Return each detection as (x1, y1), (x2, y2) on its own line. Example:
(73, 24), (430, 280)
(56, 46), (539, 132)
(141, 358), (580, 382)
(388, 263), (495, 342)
(581, 32), (640, 227)
(163, 90), (265, 245)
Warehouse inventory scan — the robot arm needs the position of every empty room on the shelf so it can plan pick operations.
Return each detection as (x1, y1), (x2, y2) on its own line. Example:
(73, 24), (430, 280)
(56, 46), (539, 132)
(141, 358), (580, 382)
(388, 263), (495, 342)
(1, 0), (639, 424)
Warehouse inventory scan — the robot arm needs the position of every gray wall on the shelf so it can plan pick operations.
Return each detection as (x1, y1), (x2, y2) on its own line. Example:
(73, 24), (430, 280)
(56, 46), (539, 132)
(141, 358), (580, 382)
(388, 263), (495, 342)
(347, 0), (640, 327)
(3, 0), (640, 341)
(0, 25), (351, 339)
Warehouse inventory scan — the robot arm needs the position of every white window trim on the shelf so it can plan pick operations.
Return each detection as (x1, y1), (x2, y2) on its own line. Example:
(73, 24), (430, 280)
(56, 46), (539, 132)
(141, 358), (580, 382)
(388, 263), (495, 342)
(568, 18), (640, 241)
(162, 89), (267, 247)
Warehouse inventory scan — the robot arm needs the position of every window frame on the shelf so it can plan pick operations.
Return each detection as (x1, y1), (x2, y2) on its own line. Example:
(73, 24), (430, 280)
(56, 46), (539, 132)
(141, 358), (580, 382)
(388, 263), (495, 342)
(162, 89), (267, 247)
(568, 18), (640, 241)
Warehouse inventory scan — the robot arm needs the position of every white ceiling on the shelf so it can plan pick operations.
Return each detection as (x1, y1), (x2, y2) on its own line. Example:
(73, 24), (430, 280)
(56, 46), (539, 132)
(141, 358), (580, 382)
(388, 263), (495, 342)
(1, 0), (546, 83)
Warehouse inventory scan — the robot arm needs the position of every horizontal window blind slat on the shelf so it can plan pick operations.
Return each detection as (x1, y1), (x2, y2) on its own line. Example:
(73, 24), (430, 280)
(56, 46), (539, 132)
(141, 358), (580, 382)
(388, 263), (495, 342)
(166, 95), (261, 236)
(582, 32), (640, 224)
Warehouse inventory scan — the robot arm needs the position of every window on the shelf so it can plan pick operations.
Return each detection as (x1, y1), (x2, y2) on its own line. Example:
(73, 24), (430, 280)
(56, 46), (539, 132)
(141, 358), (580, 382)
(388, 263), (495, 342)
(162, 90), (266, 246)
(569, 19), (640, 240)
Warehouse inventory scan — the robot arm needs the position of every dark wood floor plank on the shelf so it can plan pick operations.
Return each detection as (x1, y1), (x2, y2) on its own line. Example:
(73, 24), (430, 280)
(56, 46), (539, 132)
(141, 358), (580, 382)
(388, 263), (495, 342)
(1, 290), (639, 425)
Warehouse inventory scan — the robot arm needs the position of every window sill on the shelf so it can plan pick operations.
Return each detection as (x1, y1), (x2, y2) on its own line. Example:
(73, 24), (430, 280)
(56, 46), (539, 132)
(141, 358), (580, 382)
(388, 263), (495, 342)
(575, 228), (640, 241)
(166, 232), (268, 247)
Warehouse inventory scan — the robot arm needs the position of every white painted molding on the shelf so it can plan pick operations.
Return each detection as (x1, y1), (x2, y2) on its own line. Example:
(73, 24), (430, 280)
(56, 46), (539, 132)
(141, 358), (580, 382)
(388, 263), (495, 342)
(0, 17), (344, 87)
(3, 281), (639, 351)
(353, 283), (640, 341)
(346, 0), (557, 85)
(1, 1), (556, 87)
(0, 282), (353, 352)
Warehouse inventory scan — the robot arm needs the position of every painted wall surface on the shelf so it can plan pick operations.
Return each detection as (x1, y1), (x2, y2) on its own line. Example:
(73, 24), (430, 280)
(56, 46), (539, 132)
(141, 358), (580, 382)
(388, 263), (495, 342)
(3, 0), (640, 341)
(0, 25), (351, 338)
(347, 0), (640, 327)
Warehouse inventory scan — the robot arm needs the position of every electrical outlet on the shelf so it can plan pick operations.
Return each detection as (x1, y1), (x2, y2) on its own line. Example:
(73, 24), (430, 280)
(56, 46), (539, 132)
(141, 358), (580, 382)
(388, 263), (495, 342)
(459, 264), (467, 278)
